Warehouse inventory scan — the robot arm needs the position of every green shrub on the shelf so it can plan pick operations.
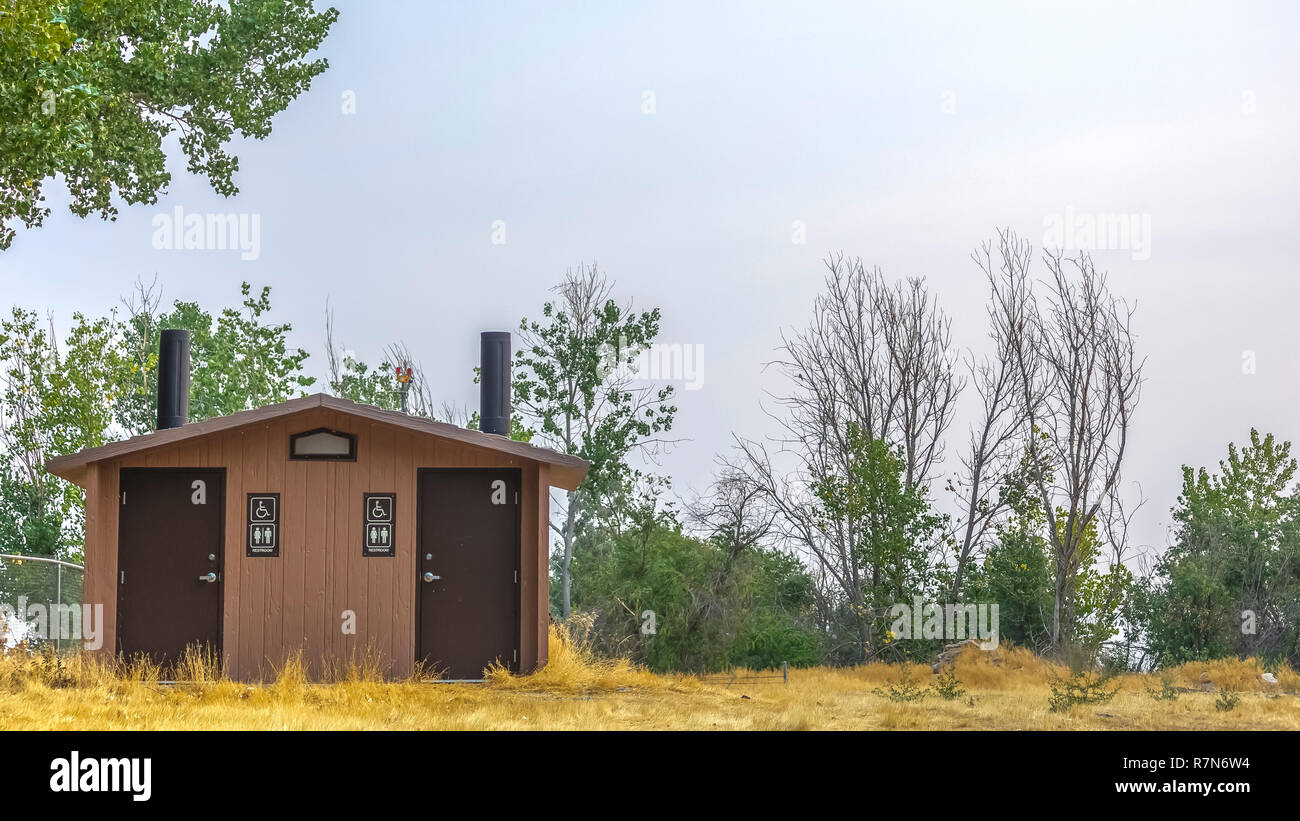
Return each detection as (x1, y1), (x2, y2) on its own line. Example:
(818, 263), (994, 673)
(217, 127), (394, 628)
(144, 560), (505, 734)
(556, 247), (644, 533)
(934, 666), (966, 701)
(1143, 671), (1180, 702)
(1047, 668), (1120, 712)
(873, 665), (929, 703)
(1215, 689), (1241, 712)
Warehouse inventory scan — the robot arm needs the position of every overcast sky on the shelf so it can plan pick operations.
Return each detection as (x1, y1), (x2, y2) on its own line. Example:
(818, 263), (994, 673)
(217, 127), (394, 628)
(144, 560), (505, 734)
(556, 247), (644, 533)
(3, 0), (1299, 562)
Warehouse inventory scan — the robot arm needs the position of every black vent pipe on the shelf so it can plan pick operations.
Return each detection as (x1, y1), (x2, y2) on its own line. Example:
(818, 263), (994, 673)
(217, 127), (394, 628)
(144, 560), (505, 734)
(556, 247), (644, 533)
(157, 329), (191, 430)
(480, 331), (510, 436)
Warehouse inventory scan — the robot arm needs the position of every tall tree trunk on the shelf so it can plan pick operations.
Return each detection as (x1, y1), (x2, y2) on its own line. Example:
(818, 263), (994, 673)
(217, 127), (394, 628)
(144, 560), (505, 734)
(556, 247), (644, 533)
(857, 616), (871, 664)
(561, 491), (577, 619)
(1051, 552), (1076, 651)
(951, 486), (980, 601)
(1052, 572), (1063, 648)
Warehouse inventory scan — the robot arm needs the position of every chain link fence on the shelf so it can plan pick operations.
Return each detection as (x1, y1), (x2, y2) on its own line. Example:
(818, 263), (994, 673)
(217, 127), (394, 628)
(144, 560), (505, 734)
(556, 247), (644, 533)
(0, 553), (85, 651)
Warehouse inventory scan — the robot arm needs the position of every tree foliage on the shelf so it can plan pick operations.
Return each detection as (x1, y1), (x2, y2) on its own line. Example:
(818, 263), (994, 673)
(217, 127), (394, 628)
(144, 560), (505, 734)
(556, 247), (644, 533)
(117, 281), (313, 433)
(0, 0), (338, 248)
(963, 502), (1054, 651)
(1140, 429), (1300, 667)
(0, 280), (312, 560)
(0, 307), (132, 558)
(810, 422), (948, 661)
(567, 479), (820, 673)
(512, 264), (676, 618)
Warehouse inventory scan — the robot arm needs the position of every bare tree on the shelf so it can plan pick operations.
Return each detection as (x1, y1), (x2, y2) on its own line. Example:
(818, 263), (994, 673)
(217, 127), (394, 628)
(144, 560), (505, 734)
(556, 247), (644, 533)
(619, 469), (782, 671)
(725, 238), (1142, 659)
(727, 435), (876, 655)
(730, 255), (961, 661)
(949, 230), (1035, 599)
(435, 400), (472, 428)
(1016, 248), (1145, 650)
(688, 466), (778, 563)
(773, 256), (961, 492)
(881, 276), (964, 488)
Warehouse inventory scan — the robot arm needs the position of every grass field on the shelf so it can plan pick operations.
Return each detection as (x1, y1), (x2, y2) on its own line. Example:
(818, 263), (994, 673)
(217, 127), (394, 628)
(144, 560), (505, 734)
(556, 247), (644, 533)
(2, 630), (1298, 730)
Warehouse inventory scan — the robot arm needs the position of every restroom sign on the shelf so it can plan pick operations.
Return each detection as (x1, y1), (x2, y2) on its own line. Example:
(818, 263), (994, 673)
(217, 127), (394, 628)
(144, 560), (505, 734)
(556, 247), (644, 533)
(363, 493), (395, 557)
(247, 493), (280, 557)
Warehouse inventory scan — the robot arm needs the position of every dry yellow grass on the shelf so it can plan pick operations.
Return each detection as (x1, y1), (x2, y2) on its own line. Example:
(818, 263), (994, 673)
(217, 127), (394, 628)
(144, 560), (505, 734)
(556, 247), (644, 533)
(1, 633), (1297, 730)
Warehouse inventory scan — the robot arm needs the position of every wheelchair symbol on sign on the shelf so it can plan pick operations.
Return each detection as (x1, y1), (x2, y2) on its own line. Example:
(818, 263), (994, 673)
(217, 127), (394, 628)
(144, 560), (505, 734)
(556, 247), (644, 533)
(250, 495), (276, 522)
(371, 499), (386, 520)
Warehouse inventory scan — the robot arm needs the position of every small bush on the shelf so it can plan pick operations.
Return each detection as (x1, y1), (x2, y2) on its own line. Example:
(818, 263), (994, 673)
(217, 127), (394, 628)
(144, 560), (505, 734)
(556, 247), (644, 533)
(1215, 689), (1241, 712)
(1047, 668), (1120, 712)
(1143, 671), (1180, 702)
(873, 665), (929, 703)
(933, 666), (966, 701)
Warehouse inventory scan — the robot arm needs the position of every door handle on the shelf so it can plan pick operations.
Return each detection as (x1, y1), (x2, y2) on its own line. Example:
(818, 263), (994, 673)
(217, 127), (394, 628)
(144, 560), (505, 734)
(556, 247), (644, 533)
(422, 572), (441, 583)
(199, 572), (217, 583)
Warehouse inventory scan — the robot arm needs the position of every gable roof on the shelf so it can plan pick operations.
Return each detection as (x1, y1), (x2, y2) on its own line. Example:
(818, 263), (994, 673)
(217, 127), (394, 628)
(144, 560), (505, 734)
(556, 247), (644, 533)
(44, 393), (589, 490)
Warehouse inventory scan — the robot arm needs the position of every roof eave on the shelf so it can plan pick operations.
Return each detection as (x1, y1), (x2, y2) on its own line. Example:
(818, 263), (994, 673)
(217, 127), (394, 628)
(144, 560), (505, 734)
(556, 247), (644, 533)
(43, 393), (590, 490)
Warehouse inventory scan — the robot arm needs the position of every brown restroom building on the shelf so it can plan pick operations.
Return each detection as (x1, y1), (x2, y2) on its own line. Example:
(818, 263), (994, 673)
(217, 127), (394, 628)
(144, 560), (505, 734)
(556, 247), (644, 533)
(46, 331), (588, 681)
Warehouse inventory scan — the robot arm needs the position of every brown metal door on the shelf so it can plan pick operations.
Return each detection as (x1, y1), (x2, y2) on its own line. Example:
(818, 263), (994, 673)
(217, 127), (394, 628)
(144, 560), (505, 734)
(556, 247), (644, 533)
(117, 469), (224, 666)
(417, 469), (519, 679)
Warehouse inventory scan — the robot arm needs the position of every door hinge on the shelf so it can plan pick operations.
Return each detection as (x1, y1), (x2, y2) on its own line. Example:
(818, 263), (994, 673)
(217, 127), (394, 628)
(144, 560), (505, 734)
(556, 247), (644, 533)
(120, 570), (124, 584)
(121, 491), (126, 505)
(514, 570), (519, 584)
(514, 491), (519, 504)
(513, 649), (518, 663)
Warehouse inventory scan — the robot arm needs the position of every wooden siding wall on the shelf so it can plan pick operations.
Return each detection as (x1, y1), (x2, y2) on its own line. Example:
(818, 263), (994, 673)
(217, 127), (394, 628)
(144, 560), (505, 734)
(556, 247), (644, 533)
(81, 408), (550, 681)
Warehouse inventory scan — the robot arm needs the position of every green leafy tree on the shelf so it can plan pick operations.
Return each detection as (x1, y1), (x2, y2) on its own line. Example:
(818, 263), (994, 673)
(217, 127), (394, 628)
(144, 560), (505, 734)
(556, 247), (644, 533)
(1067, 515), (1134, 654)
(964, 504), (1055, 650)
(810, 422), (947, 662)
(323, 307), (455, 418)
(463, 409), (535, 443)
(964, 493), (1134, 655)
(1, 281), (313, 561)
(568, 477), (819, 672)
(328, 353), (400, 410)
(680, 471), (820, 670)
(464, 364), (533, 441)
(0, 308), (133, 559)
(117, 281), (314, 433)
(1141, 429), (1300, 666)
(512, 264), (676, 618)
(0, 0), (338, 249)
